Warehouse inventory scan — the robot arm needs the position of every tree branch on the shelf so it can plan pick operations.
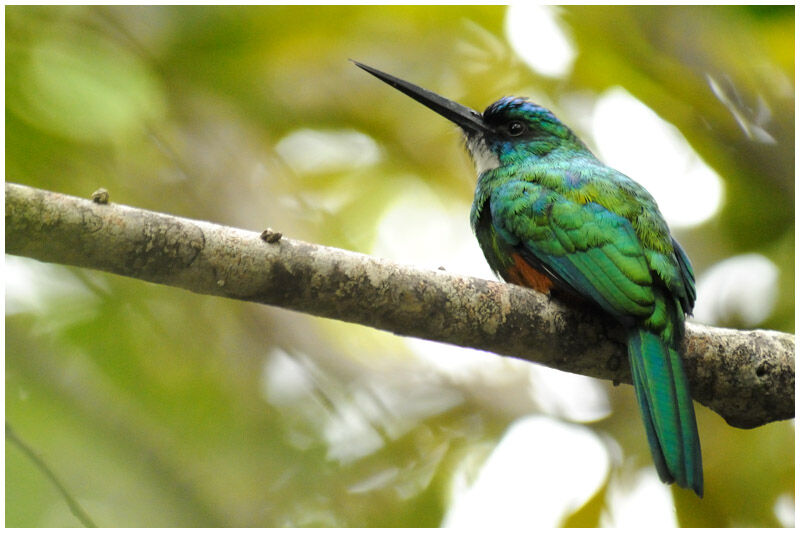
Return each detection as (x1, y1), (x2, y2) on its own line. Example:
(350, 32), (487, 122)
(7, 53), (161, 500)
(6, 182), (794, 428)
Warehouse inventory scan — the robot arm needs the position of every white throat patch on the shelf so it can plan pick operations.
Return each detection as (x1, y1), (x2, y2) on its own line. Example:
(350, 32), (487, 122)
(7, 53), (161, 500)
(465, 136), (500, 176)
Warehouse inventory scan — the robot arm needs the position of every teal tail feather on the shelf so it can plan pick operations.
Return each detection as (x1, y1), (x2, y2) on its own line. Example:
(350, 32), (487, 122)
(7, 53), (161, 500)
(628, 327), (703, 496)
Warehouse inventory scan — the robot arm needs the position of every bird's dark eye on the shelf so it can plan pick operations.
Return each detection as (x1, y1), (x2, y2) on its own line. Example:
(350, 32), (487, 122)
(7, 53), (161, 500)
(507, 120), (526, 136)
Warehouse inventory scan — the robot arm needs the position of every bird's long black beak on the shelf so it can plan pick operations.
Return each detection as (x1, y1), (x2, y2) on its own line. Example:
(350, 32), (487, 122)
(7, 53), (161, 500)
(352, 60), (491, 135)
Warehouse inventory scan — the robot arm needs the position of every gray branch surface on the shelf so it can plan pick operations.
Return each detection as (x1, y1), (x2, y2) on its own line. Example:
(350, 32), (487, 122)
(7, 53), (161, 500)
(6, 182), (794, 428)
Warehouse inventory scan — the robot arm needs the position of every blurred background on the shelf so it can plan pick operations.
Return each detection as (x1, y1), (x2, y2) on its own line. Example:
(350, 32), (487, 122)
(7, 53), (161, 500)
(5, 5), (794, 527)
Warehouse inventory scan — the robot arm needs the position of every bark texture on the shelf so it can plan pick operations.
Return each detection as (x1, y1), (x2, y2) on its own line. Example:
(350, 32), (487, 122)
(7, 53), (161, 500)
(6, 182), (794, 428)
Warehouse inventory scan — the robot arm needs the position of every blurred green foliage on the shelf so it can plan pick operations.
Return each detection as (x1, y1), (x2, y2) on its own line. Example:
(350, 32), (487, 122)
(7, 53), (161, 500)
(6, 5), (794, 527)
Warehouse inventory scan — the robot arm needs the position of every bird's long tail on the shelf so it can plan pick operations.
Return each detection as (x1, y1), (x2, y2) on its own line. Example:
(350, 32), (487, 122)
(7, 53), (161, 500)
(627, 326), (703, 496)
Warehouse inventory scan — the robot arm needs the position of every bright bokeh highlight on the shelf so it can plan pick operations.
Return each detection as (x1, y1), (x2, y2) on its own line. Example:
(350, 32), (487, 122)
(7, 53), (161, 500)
(591, 87), (724, 228)
(275, 128), (382, 175)
(443, 416), (609, 528)
(601, 469), (678, 527)
(506, 4), (576, 79)
(372, 179), (493, 278)
(692, 253), (780, 326)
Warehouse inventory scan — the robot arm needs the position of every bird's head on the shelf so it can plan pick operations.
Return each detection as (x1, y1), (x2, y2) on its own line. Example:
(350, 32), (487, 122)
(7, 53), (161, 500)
(353, 61), (585, 175)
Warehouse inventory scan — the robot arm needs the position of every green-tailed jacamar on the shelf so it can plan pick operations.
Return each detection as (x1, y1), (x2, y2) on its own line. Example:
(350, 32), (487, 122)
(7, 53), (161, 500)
(354, 61), (702, 496)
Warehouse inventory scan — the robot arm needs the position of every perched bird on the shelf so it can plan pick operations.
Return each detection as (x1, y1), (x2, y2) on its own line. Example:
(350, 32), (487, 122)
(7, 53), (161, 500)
(354, 61), (703, 496)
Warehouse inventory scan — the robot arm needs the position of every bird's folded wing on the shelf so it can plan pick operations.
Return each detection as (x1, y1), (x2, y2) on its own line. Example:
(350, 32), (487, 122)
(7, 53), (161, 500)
(489, 180), (657, 320)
